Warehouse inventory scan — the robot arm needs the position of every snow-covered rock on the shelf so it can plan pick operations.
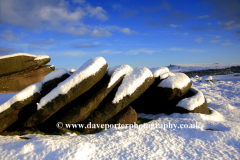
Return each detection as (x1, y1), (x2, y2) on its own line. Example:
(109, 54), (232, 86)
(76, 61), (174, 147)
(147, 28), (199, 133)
(112, 67), (153, 103)
(149, 67), (169, 79)
(81, 67), (154, 133)
(40, 69), (71, 97)
(0, 82), (42, 132)
(157, 72), (192, 101)
(0, 53), (51, 77)
(131, 85), (210, 115)
(23, 57), (108, 127)
(158, 72), (190, 89)
(66, 69), (76, 74)
(107, 65), (133, 88)
(176, 87), (209, 114)
(201, 76), (213, 83)
(130, 72), (198, 114)
(195, 75), (199, 80)
(58, 65), (132, 125)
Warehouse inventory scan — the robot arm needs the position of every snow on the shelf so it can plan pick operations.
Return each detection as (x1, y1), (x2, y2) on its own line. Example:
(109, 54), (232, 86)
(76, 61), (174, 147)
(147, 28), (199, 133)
(168, 63), (240, 73)
(42, 69), (71, 84)
(47, 65), (55, 68)
(149, 67), (169, 78)
(106, 65), (133, 88)
(158, 72), (191, 89)
(112, 67), (153, 104)
(0, 82), (42, 114)
(176, 87), (205, 111)
(201, 76), (213, 82)
(1, 70), (240, 159)
(210, 73), (240, 83)
(37, 57), (107, 110)
(66, 69), (76, 73)
(0, 53), (49, 61)
(34, 55), (50, 60)
(159, 72), (169, 80)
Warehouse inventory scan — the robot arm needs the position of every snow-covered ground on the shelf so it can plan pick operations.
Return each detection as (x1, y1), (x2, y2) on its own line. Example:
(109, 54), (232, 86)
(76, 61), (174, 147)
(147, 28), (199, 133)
(168, 63), (240, 73)
(0, 74), (240, 159)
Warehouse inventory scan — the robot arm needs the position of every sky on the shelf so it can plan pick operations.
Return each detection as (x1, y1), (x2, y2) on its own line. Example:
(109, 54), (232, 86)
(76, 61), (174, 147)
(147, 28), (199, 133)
(0, 0), (240, 69)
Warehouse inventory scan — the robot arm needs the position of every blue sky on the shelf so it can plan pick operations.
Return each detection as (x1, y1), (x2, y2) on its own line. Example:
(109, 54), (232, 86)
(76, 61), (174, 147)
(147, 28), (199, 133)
(0, 0), (240, 69)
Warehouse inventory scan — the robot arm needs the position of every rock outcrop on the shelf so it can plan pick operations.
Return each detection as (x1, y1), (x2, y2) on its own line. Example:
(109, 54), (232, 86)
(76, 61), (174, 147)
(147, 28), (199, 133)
(5, 69), (72, 131)
(106, 105), (137, 125)
(0, 65), (55, 93)
(130, 72), (208, 115)
(59, 75), (123, 124)
(23, 57), (108, 127)
(0, 54), (211, 134)
(176, 87), (210, 114)
(0, 53), (51, 77)
(0, 53), (54, 93)
(81, 67), (154, 133)
(157, 73), (192, 101)
(0, 82), (42, 132)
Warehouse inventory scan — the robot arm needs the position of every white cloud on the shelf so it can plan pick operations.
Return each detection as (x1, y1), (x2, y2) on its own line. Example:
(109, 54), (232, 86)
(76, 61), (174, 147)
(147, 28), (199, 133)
(94, 42), (100, 45)
(215, 35), (222, 39)
(198, 15), (209, 19)
(99, 50), (121, 54)
(63, 51), (88, 57)
(166, 48), (205, 53)
(222, 43), (232, 46)
(219, 21), (240, 30)
(206, 34), (213, 37)
(125, 49), (155, 55)
(104, 25), (121, 31)
(167, 48), (182, 51)
(183, 32), (188, 36)
(91, 28), (112, 37)
(28, 45), (42, 50)
(119, 28), (137, 35)
(86, 6), (108, 21)
(170, 24), (182, 28)
(100, 50), (110, 54)
(72, 0), (85, 4)
(209, 40), (218, 43)
(0, 29), (27, 42)
(26, 38), (56, 50)
(74, 43), (98, 48)
(59, 26), (91, 36)
(195, 37), (203, 42)
(226, 40), (229, 42)
(0, 0), (109, 37)
(111, 4), (124, 11)
(208, 22), (211, 25)
(32, 38), (56, 46)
